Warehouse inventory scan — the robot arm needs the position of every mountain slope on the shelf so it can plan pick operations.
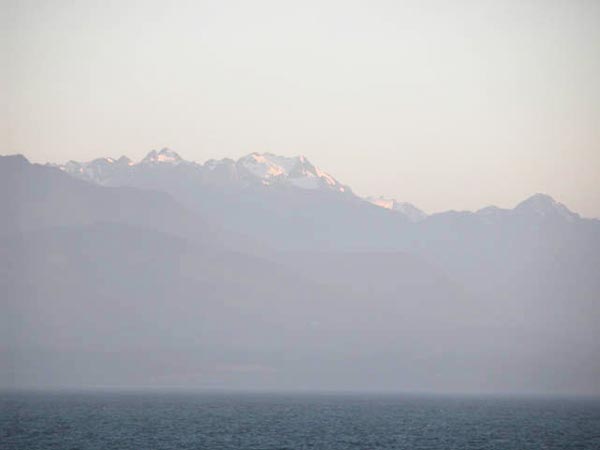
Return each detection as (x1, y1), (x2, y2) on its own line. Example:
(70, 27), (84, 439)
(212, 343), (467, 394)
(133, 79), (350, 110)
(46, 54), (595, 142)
(4, 223), (597, 394)
(0, 151), (509, 392)
(2, 150), (599, 394)
(48, 149), (600, 327)
(0, 154), (258, 251)
(56, 148), (350, 194)
(53, 150), (416, 250)
(367, 196), (428, 222)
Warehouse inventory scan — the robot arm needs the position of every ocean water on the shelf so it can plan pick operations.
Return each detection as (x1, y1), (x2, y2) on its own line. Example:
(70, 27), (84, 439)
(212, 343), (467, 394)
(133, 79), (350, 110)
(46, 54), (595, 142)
(1, 391), (599, 450)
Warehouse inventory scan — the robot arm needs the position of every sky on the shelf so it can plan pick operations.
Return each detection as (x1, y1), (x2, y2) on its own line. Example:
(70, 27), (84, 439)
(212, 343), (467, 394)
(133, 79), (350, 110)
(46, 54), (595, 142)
(2, 0), (600, 217)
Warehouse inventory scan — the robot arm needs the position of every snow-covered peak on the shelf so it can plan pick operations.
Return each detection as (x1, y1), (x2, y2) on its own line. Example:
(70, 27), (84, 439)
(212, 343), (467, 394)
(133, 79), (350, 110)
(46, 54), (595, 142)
(56, 156), (133, 184)
(237, 153), (315, 178)
(205, 158), (235, 171)
(55, 149), (349, 193)
(238, 153), (288, 178)
(367, 197), (396, 210)
(59, 155), (132, 170)
(141, 148), (183, 165)
(514, 193), (579, 221)
(236, 152), (347, 192)
(367, 196), (427, 222)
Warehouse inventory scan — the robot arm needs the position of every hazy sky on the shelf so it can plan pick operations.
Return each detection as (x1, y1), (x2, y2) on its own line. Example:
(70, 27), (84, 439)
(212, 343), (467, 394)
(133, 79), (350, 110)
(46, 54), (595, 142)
(2, 0), (600, 216)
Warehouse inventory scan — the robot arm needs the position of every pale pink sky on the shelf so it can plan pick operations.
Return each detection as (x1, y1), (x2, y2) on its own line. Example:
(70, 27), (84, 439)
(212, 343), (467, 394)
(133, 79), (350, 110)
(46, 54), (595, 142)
(2, 0), (600, 217)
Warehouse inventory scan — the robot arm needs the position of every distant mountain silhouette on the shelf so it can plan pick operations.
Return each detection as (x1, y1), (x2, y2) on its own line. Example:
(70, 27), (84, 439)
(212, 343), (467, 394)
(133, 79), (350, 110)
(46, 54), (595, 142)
(1, 151), (599, 394)
(52, 149), (415, 250)
(366, 196), (428, 222)
(0, 154), (257, 251)
(54, 148), (350, 193)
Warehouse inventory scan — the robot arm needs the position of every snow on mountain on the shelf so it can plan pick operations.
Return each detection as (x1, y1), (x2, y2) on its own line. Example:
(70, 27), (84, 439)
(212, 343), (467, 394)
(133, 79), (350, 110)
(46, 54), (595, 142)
(54, 156), (133, 184)
(51, 150), (584, 224)
(54, 149), (349, 193)
(368, 197), (395, 210)
(140, 148), (185, 165)
(367, 196), (428, 222)
(236, 153), (347, 192)
(238, 153), (288, 179)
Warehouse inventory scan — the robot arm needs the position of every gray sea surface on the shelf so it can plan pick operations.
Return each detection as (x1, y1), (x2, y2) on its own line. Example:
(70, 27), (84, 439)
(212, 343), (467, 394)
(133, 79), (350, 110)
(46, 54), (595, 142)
(1, 391), (599, 449)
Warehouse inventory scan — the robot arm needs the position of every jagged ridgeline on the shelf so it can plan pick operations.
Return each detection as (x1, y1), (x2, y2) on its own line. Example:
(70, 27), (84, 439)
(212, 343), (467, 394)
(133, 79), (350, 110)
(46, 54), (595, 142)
(1, 152), (599, 394)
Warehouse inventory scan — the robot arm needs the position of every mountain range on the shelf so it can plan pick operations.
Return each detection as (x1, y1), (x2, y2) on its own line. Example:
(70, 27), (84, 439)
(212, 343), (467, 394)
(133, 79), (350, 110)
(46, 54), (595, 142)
(53, 147), (587, 223)
(1, 150), (599, 395)
(53, 148), (350, 194)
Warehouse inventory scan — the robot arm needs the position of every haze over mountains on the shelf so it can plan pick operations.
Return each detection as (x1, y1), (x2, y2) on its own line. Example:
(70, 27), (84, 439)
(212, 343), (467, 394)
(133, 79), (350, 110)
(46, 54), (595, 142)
(1, 151), (599, 395)
(55, 148), (350, 194)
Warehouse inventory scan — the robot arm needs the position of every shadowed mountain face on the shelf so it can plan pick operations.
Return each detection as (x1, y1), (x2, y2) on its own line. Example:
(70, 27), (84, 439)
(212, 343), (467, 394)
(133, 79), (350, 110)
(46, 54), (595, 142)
(1, 224), (481, 391)
(51, 150), (600, 293)
(0, 155), (258, 252)
(53, 149), (414, 251)
(1, 153), (599, 395)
